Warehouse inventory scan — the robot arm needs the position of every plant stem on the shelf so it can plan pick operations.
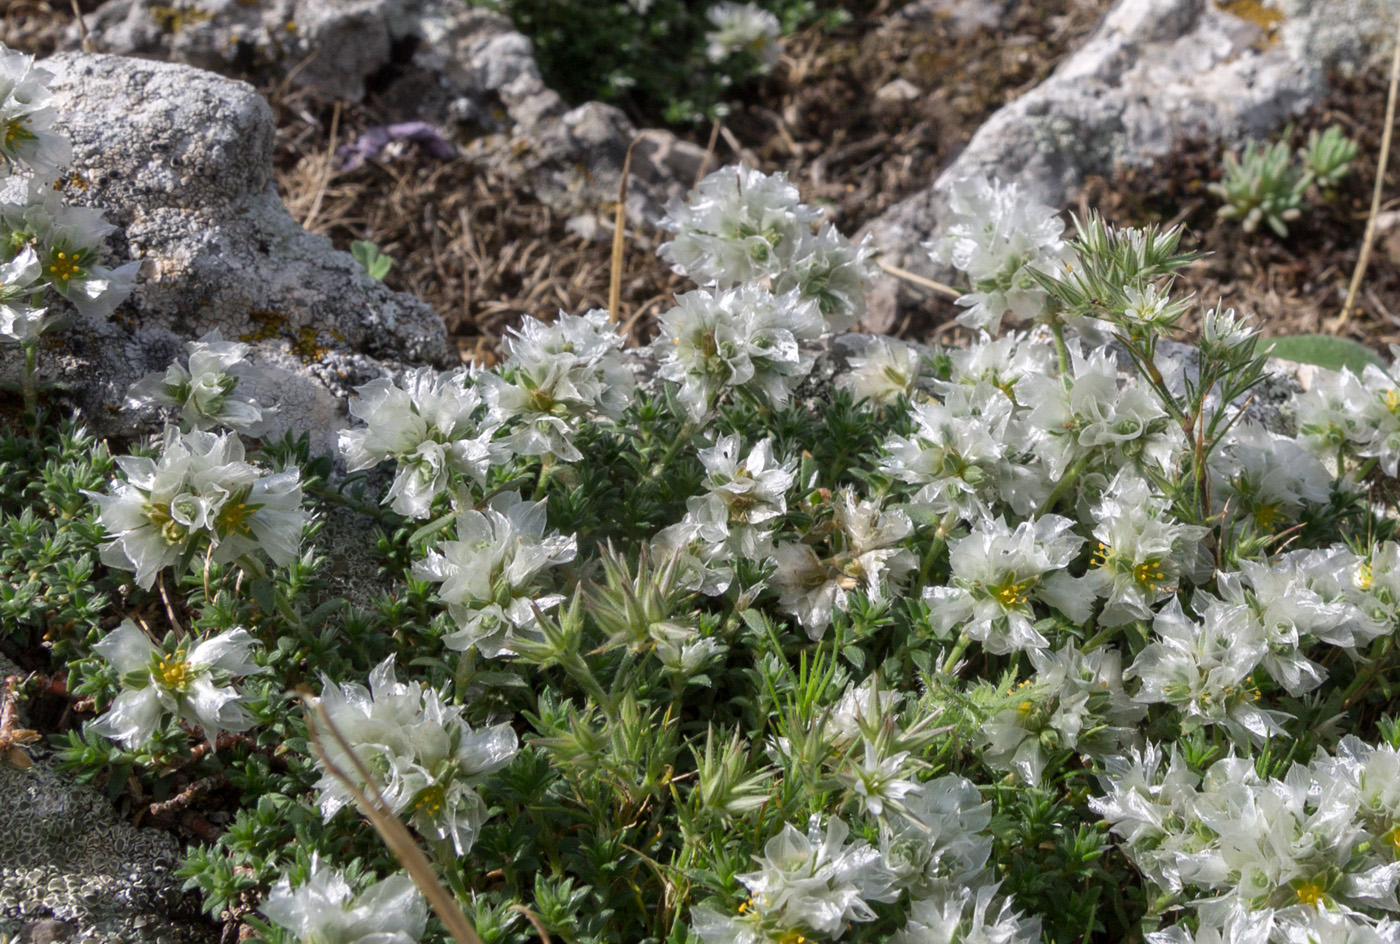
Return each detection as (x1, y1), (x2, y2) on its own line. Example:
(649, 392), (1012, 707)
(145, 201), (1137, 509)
(1050, 321), (1072, 376)
(21, 341), (38, 430)
(1036, 452), (1092, 517)
(941, 632), (972, 675)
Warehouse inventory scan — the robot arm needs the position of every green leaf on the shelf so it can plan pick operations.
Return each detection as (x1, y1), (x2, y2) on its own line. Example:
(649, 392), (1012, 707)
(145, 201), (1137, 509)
(1264, 334), (1385, 374)
(350, 240), (394, 280)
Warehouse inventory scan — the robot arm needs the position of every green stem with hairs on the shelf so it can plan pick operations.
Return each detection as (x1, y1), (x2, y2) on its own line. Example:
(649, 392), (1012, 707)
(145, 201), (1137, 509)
(941, 632), (973, 676)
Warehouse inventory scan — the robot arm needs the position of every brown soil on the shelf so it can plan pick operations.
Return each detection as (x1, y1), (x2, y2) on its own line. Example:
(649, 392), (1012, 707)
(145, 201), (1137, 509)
(8, 1), (1397, 359)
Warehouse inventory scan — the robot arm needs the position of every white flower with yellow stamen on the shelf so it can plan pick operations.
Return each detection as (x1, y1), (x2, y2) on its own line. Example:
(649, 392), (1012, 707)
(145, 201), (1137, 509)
(261, 856), (427, 944)
(126, 330), (274, 434)
(0, 45), (72, 181)
(924, 514), (1089, 654)
(87, 620), (263, 748)
(313, 658), (517, 856)
(837, 336), (925, 408)
(85, 425), (305, 589)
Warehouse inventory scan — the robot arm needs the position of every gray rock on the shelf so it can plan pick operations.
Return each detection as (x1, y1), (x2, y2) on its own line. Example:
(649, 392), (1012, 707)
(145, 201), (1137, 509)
(0, 52), (455, 452)
(862, 0), (1390, 286)
(0, 656), (215, 944)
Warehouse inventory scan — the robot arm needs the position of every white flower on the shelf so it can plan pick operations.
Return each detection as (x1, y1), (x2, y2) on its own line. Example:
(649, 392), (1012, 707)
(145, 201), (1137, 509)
(837, 336), (925, 407)
(1020, 341), (1176, 479)
(879, 384), (1013, 521)
(739, 815), (898, 938)
(0, 47), (72, 181)
(483, 308), (634, 462)
(926, 174), (1069, 333)
(1084, 470), (1210, 626)
(339, 367), (498, 519)
(1296, 365), (1374, 464)
(773, 490), (915, 638)
(87, 620), (263, 748)
(654, 284), (823, 420)
(845, 738), (919, 818)
(882, 776), (993, 895)
(0, 244), (49, 342)
(1199, 305), (1258, 360)
(1210, 423), (1333, 536)
(314, 658), (518, 855)
(86, 426), (304, 588)
(126, 330), (273, 434)
(659, 165), (821, 287)
(893, 884), (1042, 944)
(775, 224), (878, 333)
(705, 2), (783, 71)
(261, 856), (427, 944)
(1127, 598), (1286, 746)
(679, 433), (794, 558)
(924, 515), (1088, 654)
(411, 491), (577, 657)
(0, 184), (137, 318)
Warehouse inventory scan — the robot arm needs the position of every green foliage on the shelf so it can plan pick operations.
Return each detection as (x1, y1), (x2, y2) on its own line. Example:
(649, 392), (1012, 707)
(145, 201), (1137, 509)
(350, 240), (394, 280)
(1264, 333), (1384, 374)
(472, 0), (843, 125)
(1210, 123), (1359, 237)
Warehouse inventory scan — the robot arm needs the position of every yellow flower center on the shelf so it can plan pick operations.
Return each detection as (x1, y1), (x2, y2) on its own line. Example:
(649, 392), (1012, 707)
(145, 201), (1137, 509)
(1385, 389), (1400, 416)
(47, 250), (80, 283)
(215, 500), (255, 537)
(777, 932), (808, 944)
(1133, 559), (1167, 592)
(157, 650), (193, 691)
(1252, 501), (1283, 531)
(990, 578), (1035, 608)
(1385, 825), (1400, 852)
(1295, 881), (1326, 909)
(3, 118), (33, 147)
(1356, 562), (1375, 592)
(413, 784), (446, 817)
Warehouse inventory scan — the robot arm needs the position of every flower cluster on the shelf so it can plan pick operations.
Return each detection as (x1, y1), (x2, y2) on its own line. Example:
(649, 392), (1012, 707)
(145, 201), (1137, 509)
(0, 44), (136, 347)
(86, 425), (304, 589)
(88, 620), (263, 748)
(314, 658), (518, 855)
(261, 856), (427, 944)
(126, 330), (275, 435)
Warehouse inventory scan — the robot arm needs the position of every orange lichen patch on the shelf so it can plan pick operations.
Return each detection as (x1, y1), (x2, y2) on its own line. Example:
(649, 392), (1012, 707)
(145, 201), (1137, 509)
(239, 308), (288, 344)
(1217, 0), (1285, 36)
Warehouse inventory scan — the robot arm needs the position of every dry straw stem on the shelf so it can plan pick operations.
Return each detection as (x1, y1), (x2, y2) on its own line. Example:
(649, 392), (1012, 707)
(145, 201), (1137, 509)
(69, 0), (92, 51)
(304, 697), (486, 944)
(878, 260), (964, 300)
(1339, 2), (1400, 329)
(299, 101), (342, 234)
(609, 135), (646, 325)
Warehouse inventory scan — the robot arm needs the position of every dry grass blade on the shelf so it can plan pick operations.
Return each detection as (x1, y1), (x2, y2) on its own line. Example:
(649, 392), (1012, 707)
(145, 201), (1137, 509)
(609, 135), (645, 326)
(878, 260), (964, 300)
(509, 905), (553, 943)
(300, 101), (342, 234)
(1339, 4), (1400, 328)
(68, 0), (91, 51)
(304, 698), (485, 944)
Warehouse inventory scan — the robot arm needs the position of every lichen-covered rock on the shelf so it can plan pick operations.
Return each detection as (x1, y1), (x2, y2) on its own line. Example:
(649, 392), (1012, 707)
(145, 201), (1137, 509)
(861, 0), (1390, 292)
(0, 656), (215, 944)
(0, 52), (456, 452)
(68, 0), (707, 226)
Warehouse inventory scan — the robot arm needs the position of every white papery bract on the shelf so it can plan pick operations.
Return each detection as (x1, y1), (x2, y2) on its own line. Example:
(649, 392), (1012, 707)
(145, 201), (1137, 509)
(1085, 470), (1210, 626)
(774, 223), (879, 333)
(0, 46), (72, 182)
(411, 491), (577, 657)
(262, 856), (427, 944)
(837, 335), (925, 407)
(660, 165), (821, 287)
(0, 184), (138, 319)
(313, 658), (518, 855)
(0, 243), (47, 342)
(980, 642), (1142, 784)
(773, 489), (915, 638)
(339, 366), (497, 519)
(882, 775), (993, 896)
(926, 174), (1069, 333)
(704, 2), (783, 70)
(126, 330), (273, 434)
(1128, 598), (1286, 746)
(879, 384), (1014, 521)
(740, 815), (898, 938)
(655, 284), (823, 420)
(924, 515), (1088, 654)
(483, 308), (634, 462)
(87, 620), (263, 748)
(86, 425), (304, 589)
(892, 884), (1043, 944)
(1020, 341), (1177, 479)
(1210, 422), (1334, 536)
